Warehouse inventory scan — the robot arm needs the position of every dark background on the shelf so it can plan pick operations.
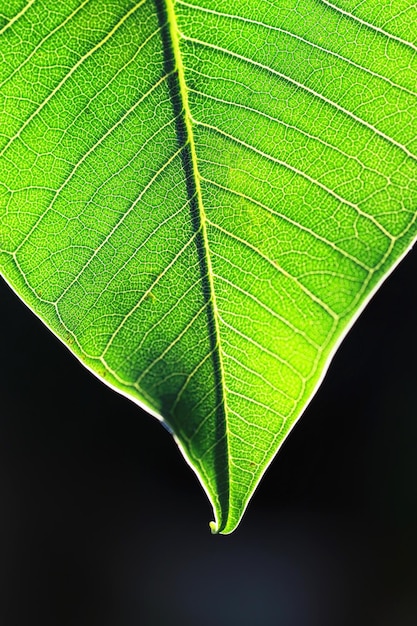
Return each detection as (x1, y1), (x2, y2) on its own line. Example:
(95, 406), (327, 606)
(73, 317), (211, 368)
(1, 247), (417, 626)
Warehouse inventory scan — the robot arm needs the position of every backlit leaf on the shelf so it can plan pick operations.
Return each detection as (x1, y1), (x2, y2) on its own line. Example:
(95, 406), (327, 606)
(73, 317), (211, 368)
(1, 0), (417, 532)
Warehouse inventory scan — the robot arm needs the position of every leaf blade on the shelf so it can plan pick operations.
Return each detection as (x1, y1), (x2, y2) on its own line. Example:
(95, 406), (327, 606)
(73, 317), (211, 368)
(1, 0), (417, 533)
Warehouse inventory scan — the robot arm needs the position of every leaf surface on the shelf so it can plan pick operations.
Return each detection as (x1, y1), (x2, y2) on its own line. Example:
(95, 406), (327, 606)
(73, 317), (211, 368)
(1, 0), (417, 533)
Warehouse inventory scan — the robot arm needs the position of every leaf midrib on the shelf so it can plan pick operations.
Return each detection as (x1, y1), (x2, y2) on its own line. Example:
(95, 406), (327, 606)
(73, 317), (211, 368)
(160, 0), (230, 532)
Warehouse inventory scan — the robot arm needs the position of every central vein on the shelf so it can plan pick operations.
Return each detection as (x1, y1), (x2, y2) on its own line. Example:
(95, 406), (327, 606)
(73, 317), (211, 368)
(158, 0), (230, 532)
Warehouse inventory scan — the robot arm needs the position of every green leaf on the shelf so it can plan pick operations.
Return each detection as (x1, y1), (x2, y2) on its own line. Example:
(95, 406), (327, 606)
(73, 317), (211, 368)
(1, 0), (417, 533)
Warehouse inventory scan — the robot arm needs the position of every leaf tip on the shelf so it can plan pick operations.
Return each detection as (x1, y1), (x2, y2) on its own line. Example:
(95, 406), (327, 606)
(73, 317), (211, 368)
(209, 520), (218, 534)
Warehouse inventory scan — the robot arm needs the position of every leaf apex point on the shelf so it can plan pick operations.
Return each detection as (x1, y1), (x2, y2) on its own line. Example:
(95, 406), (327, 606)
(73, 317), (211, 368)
(209, 521), (218, 534)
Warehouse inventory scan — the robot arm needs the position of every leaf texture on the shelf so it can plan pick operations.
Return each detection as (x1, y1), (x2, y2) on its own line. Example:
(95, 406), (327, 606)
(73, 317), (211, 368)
(0, 0), (417, 533)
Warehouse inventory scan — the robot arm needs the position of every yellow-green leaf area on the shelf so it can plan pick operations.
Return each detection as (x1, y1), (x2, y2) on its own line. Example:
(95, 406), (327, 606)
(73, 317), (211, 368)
(1, 0), (417, 533)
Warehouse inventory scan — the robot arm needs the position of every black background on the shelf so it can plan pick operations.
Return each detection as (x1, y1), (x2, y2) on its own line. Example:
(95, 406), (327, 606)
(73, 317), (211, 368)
(1, 246), (417, 626)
